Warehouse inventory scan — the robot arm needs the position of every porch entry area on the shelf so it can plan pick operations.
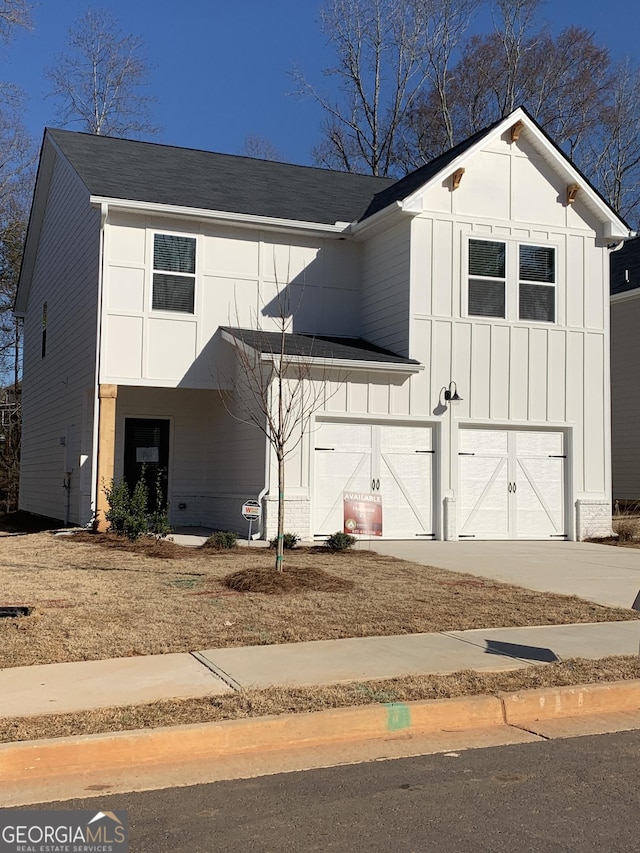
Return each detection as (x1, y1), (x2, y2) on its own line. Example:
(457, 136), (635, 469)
(458, 427), (566, 540)
(123, 418), (170, 510)
(313, 421), (434, 539)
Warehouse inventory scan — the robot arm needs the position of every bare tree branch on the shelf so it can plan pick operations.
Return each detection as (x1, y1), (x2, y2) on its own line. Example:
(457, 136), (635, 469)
(46, 8), (159, 139)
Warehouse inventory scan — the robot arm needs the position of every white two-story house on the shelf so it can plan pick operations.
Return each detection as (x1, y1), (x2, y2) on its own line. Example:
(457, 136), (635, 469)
(15, 108), (632, 541)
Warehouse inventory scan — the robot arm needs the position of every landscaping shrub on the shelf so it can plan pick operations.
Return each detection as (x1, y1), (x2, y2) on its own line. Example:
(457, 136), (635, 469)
(204, 531), (238, 550)
(103, 466), (172, 541)
(613, 517), (639, 542)
(325, 531), (357, 551)
(269, 532), (300, 550)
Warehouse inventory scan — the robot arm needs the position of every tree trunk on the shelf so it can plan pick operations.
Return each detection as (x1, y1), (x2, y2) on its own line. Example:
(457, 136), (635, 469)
(275, 449), (285, 572)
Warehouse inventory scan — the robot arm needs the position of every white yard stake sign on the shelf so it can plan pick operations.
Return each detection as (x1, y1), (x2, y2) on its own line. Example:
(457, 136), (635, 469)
(242, 500), (262, 545)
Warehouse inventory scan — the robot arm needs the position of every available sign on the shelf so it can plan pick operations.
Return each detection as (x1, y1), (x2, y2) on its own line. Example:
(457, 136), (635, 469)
(343, 492), (383, 537)
(242, 500), (262, 521)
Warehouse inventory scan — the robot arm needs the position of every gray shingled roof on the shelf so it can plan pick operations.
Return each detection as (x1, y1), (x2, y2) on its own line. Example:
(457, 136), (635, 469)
(221, 327), (421, 366)
(611, 237), (640, 295)
(48, 128), (395, 226)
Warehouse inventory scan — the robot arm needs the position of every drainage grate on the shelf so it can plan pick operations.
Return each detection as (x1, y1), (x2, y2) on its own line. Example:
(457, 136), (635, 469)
(0, 606), (33, 618)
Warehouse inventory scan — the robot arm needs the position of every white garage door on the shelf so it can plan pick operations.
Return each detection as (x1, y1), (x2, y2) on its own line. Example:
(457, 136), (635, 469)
(314, 422), (434, 538)
(458, 428), (566, 540)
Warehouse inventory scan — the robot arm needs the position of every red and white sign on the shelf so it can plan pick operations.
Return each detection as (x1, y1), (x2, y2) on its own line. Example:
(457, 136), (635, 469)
(343, 492), (383, 537)
(241, 500), (262, 521)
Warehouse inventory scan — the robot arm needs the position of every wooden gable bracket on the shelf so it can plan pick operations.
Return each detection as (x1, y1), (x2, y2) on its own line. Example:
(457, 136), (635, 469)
(451, 168), (465, 190)
(566, 183), (580, 205)
(510, 121), (524, 142)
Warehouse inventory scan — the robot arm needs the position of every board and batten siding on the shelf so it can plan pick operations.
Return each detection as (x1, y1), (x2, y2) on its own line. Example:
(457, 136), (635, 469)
(100, 213), (362, 388)
(610, 293), (640, 501)
(19, 153), (100, 524)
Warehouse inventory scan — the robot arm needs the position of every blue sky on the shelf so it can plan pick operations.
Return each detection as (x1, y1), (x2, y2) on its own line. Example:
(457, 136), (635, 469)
(3, 0), (640, 166)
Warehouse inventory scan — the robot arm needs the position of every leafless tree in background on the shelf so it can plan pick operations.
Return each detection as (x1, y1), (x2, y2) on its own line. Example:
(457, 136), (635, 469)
(0, 0), (33, 510)
(242, 134), (284, 162)
(46, 8), (158, 138)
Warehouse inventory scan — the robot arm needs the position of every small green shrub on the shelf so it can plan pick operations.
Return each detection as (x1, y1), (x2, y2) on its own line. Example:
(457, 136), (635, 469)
(269, 532), (300, 550)
(103, 465), (172, 541)
(204, 530), (239, 550)
(325, 531), (357, 551)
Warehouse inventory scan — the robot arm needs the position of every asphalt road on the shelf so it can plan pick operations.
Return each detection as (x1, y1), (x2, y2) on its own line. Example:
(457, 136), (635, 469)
(25, 730), (640, 852)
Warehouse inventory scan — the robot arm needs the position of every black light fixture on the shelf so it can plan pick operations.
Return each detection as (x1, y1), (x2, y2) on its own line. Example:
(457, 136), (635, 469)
(444, 380), (463, 405)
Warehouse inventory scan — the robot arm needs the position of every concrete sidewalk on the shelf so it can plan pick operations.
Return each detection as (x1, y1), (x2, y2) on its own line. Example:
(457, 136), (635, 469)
(2, 620), (639, 718)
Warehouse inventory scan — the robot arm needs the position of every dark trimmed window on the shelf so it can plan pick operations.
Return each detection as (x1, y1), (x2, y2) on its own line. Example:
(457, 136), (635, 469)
(152, 234), (196, 313)
(468, 239), (506, 318)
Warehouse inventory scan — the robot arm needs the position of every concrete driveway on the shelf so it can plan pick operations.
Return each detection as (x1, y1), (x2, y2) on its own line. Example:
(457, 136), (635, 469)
(359, 540), (640, 609)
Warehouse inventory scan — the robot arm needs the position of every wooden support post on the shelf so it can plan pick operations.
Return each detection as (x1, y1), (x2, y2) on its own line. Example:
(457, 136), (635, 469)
(451, 168), (465, 190)
(566, 184), (579, 205)
(510, 121), (524, 142)
(95, 384), (118, 532)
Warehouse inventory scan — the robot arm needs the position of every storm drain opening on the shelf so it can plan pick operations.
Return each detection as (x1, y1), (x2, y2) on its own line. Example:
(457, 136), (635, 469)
(0, 606), (33, 618)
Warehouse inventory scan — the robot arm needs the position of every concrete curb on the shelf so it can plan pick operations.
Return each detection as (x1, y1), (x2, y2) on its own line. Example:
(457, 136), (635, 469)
(1, 680), (639, 791)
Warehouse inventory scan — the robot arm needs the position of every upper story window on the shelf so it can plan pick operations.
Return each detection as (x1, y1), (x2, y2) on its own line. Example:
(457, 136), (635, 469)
(152, 234), (196, 313)
(518, 244), (555, 323)
(467, 238), (556, 324)
(468, 239), (505, 319)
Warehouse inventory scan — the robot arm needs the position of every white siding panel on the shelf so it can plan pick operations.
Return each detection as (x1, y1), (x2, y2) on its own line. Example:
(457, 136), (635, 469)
(547, 329), (566, 423)
(512, 153), (565, 227)
(202, 230), (260, 277)
(566, 331), (585, 492)
(104, 315), (143, 379)
(509, 326), (529, 420)
(412, 218), (432, 316)
(454, 151), (510, 221)
(528, 328), (548, 421)
(432, 220), (454, 317)
(470, 323), (491, 420)
(109, 220), (146, 265)
(452, 322), (472, 420)
(566, 235), (584, 328)
(490, 324), (510, 420)
(107, 267), (145, 312)
(584, 239), (604, 330)
(146, 318), (197, 382)
(584, 332), (606, 492)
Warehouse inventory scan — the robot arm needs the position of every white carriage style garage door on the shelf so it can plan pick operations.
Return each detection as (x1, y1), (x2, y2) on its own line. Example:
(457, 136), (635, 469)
(458, 428), (566, 539)
(313, 421), (434, 538)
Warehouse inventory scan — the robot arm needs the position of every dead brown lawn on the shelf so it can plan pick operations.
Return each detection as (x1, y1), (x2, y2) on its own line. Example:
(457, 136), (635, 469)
(2, 656), (638, 744)
(0, 530), (637, 669)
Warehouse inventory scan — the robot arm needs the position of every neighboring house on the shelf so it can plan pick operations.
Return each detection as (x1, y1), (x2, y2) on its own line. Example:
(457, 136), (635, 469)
(610, 236), (640, 506)
(15, 107), (632, 541)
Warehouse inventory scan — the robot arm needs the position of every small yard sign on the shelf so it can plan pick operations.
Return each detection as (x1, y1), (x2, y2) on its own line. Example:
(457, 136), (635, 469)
(242, 500), (262, 521)
(343, 491), (383, 537)
(242, 499), (262, 545)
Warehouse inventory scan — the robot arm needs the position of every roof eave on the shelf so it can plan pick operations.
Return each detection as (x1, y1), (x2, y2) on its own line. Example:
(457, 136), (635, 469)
(394, 108), (631, 240)
(91, 196), (354, 238)
(259, 352), (423, 373)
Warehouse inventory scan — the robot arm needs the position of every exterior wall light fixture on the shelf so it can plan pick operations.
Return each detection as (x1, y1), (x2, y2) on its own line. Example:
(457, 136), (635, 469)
(444, 381), (463, 405)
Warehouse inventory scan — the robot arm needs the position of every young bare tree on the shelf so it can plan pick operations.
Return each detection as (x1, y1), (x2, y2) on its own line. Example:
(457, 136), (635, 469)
(242, 134), (283, 162)
(221, 283), (344, 571)
(0, 0), (30, 40)
(46, 8), (158, 138)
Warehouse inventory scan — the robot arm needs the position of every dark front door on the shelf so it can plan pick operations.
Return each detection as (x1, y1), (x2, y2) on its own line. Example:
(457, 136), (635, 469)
(123, 418), (170, 511)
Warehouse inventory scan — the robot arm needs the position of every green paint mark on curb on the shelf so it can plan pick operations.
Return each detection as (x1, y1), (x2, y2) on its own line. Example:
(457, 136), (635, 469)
(385, 703), (411, 731)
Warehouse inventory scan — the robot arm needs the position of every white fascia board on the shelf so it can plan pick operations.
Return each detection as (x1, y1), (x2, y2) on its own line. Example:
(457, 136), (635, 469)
(259, 352), (424, 373)
(398, 108), (631, 239)
(350, 201), (409, 238)
(90, 197), (353, 239)
(611, 288), (640, 304)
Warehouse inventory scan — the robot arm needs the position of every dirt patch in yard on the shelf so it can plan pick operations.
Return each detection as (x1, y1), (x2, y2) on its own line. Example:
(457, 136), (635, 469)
(0, 531), (637, 668)
(1, 656), (638, 744)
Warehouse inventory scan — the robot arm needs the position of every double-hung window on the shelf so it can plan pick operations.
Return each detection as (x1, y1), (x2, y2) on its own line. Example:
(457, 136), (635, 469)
(467, 238), (556, 323)
(518, 244), (555, 322)
(468, 239), (506, 318)
(152, 234), (196, 313)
